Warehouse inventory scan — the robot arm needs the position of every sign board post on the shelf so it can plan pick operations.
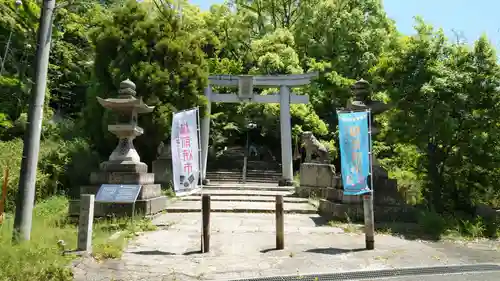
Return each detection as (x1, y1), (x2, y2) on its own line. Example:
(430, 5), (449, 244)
(95, 184), (142, 225)
(77, 194), (95, 253)
(337, 109), (374, 250)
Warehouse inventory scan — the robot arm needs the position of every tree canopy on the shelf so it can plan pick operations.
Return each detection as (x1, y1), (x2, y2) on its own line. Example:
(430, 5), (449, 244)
(0, 0), (499, 215)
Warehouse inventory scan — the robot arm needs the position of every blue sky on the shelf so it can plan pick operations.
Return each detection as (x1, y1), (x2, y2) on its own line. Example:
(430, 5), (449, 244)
(189, 0), (500, 47)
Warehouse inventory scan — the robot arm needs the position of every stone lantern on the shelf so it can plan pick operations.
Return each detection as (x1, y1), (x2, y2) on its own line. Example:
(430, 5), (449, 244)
(68, 79), (168, 217)
(97, 79), (153, 173)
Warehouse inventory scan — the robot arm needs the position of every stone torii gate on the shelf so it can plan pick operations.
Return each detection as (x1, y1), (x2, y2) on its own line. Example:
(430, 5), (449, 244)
(200, 73), (318, 186)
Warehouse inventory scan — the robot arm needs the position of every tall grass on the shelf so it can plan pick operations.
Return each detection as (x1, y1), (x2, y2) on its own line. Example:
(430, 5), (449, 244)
(0, 196), (157, 281)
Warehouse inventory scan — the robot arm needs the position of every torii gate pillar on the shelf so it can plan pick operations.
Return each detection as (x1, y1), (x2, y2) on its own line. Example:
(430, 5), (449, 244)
(200, 73), (318, 186)
(278, 85), (293, 185)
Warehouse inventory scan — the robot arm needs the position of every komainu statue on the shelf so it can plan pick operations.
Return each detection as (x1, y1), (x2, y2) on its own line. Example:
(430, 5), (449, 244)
(301, 131), (330, 163)
(156, 141), (171, 159)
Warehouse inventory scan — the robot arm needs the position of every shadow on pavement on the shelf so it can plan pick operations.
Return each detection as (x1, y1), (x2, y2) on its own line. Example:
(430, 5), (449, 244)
(305, 247), (367, 255)
(308, 215), (330, 226)
(260, 248), (282, 253)
(183, 250), (203, 255)
(130, 250), (176, 255)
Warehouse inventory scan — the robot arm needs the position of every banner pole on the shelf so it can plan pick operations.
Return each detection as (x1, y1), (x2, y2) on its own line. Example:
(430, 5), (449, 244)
(367, 109), (374, 196)
(196, 107), (203, 190)
(171, 111), (178, 195)
(364, 109), (375, 250)
(196, 107), (205, 252)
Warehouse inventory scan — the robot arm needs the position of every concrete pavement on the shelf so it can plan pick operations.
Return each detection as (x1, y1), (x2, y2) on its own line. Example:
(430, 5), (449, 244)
(72, 213), (500, 281)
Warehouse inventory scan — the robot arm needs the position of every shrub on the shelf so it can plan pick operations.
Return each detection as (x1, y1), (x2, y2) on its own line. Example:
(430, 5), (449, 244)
(0, 139), (52, 212)
(0, 137), (100, 212)
(416, 210), (447, 239)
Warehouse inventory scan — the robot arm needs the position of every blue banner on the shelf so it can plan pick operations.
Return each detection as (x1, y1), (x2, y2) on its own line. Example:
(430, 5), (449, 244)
(337, 111), (371, 195)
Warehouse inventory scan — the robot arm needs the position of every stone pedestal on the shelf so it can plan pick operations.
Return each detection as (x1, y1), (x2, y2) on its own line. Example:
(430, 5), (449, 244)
(68, 165), (168, 217)
(152, 157), (173, 189)
(297, 162), (340, 198)
(100, 160), (148, 173)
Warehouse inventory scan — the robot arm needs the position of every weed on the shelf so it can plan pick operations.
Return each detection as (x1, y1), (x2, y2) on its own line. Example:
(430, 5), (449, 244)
(459, 216), (486, 239)
(0, 196), (156, 281)
(162, 188), (176, 198)
(327, 214), (362, 233)
(91, 215), (157, 261)
(376, 227), (393, 235)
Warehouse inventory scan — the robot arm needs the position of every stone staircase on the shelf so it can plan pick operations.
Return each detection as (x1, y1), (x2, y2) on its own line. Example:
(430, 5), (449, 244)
(166, 153), (316, 214)
(165, 182), (317, 214)
(205, 169), (282, 183)
(206, 159), (282, 183)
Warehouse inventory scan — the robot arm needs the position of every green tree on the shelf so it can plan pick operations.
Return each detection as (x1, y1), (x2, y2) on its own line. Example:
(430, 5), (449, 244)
(84, 0), (208, 163)
(372, 19), (500, 211)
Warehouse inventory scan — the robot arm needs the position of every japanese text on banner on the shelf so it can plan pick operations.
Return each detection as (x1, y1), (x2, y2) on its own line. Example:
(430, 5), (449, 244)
(171, 108), (200, 195)
(337, 111), (371, 195)
(179, 122), (194, 174)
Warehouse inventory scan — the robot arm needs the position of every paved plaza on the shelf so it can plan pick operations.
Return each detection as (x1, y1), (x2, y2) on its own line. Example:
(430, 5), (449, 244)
(72, 212), (500, 281)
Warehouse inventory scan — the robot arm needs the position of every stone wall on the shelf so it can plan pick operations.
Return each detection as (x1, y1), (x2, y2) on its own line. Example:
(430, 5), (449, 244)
(297, 162), (417, 223)
(318, 199), (417, 223)
(152, 157), (173, 189)
(475, 203), (499, 235)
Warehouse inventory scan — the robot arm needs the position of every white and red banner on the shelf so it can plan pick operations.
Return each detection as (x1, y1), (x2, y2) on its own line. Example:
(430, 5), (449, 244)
(171, 108), (201, 196)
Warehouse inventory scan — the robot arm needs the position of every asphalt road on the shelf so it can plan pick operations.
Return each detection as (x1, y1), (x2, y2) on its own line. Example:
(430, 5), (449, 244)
(231, 264), (500, 281)
(379, 271), (500, 281)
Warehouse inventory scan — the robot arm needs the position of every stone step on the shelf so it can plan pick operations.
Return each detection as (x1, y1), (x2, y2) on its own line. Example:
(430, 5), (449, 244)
(207, 173), (281, 179)
(206, 172), (281, 175)
(207, 174), (281, 179)
(181, 195), (308, 203)
(206, 174), (281, 179)
(206, 170), (282, 175)
(194, 189), (295, 197)
(207, 178), (280, 183)
(207, 168), (280, 171)
(165, 200), (317, 214)
(202, 183), (294, 192)
(208, 181), (281, 185)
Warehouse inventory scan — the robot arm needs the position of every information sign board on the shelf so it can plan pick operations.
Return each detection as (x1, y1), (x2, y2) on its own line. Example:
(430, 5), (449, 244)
(95, 184), (141, 203)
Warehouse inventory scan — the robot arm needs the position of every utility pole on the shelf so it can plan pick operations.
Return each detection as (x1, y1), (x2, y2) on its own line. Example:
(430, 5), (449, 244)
(12, 0), (56, 243)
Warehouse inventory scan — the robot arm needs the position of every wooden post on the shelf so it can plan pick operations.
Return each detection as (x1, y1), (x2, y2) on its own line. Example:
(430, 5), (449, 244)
(0, 167), (9, 224)
(77, 194), (95, 253)
(202, 194), (210, 253)
(275, 195), (284, 249)
(363, 194), (375, 250)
